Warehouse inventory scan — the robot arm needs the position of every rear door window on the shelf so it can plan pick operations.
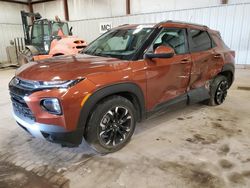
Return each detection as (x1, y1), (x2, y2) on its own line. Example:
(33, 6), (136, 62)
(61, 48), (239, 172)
(189, 29), (212, 52)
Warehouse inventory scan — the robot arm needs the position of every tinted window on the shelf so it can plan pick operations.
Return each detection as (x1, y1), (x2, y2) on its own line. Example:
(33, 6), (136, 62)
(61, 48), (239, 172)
(189, 29), (212, 52)
(149, 28), (188, 54)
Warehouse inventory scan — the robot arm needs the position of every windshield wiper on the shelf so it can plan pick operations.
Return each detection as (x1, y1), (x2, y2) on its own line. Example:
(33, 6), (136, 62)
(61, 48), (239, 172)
(95, 52), (112, 58)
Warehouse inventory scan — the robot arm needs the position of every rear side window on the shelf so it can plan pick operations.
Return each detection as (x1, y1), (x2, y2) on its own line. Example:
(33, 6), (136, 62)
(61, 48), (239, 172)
(211, 33), (229, 49)
(189, 29), (212, 52)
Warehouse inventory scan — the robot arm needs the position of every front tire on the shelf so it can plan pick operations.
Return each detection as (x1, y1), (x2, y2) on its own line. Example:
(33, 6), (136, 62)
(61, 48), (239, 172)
(206, 75), (229, 106)
(85, 96), (136, 154)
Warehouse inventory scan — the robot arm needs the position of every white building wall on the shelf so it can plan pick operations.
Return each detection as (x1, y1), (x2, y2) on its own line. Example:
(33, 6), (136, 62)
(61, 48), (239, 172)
(66, 0), (250, 20)
(69, 2), (250, 65)
(130, 0), (250, 14)
(0, 2), (28, 63)
(33, 0), (65, 20)
(0, 0), (250, 65)
(67, 0), (126, 20)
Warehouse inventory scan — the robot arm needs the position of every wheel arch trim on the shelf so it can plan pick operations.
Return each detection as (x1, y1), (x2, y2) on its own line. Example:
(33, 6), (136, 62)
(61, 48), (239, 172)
(220, 63), (235, 86)
(77, 82), (146, 132)
(221, 63), (235, 74)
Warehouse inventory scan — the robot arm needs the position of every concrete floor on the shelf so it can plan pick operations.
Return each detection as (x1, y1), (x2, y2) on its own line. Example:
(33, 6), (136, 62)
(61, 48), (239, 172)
(0, 68), (250, 188)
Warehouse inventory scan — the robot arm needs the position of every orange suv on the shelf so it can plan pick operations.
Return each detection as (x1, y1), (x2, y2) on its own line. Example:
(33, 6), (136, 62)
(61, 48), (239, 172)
(9, 21), (235, 153)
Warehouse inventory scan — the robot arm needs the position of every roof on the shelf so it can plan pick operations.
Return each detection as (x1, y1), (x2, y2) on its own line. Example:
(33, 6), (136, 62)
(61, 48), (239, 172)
(158, 20), (209, 30)
(163, 20), (207, 27)
(117, 20), (209, 31)
(117, 23), (156, 30)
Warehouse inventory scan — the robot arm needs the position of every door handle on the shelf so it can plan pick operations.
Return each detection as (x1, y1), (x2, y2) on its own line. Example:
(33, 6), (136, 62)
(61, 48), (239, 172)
(213, 54), (221, 58)
(180, 58), (190, 64)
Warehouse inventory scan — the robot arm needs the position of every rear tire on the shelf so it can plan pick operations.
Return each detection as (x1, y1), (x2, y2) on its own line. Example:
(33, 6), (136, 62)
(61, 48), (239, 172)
(84, 96), (136, 154)
(18, 48), (33, 66)
(205, 75), (229, 106)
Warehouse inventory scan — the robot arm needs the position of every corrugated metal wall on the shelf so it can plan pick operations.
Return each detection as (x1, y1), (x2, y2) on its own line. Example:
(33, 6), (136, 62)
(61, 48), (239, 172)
(0, 24), (23, 63)
(68, 0), (126, 20)
(0, 2), (27, 63)
(70, 2), (250, 65)
(33, 0), (65, 20)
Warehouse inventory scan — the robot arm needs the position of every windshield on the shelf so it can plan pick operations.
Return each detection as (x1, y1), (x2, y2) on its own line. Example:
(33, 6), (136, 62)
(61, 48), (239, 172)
(83, 27), (153, 60)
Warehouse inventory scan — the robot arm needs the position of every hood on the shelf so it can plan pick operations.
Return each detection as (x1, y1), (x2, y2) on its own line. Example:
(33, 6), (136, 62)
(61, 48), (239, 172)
(16, 54), (129, 81)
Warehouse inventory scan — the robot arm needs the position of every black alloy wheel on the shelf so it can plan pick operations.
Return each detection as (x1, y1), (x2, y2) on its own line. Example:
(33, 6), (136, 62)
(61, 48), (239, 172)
(204, 75), (230, 106)
(215, 80), (229, 105)
(85, 96), (136, 154)
(99, 106), (133, 147)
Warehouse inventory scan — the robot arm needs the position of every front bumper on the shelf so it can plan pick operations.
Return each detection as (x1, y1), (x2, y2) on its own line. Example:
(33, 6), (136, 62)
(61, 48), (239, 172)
(13, 111), (83, 146)
(9, 76), (97, 146)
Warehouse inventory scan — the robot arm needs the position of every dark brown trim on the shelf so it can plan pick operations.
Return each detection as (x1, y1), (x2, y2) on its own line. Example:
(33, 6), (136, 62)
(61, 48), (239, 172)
(28, 0), (34, 21)
(221, 0), (228, 4)
(0, 0), (58, 5)
(126, 0), (130, 15)
(28, 0), (33, 12)
(63, 0), (69, 21)
(0, 0), (27, 5)
(31, 0), (56, 5)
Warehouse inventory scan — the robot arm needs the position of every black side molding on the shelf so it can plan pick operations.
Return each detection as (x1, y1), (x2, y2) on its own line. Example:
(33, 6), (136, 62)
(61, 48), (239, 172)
(147, 94), (188, 117)
(146, 86), (211, 118)
(187, 86), (210, 104)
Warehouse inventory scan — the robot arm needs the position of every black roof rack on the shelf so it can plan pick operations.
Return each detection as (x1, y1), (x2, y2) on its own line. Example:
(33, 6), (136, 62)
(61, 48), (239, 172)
(161, 20), (208, 28)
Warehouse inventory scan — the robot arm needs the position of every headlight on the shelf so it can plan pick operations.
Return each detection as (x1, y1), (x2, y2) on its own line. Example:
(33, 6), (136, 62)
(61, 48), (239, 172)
(39, 80), (79, 88)
(10, 77), (84, 89)
(41, 98), (62, 115)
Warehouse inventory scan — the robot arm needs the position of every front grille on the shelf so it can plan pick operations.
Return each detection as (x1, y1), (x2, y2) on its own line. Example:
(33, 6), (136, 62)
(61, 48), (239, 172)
(10, 90), (35, 121)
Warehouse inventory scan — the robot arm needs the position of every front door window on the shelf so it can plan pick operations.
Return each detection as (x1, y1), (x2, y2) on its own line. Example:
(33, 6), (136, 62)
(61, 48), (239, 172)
(148, 28), (188, 54)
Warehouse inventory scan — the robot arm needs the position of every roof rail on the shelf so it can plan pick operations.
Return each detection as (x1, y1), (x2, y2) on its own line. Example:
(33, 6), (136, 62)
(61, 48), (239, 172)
(162, 20), (208, 28)
(118, 24), (130, 27)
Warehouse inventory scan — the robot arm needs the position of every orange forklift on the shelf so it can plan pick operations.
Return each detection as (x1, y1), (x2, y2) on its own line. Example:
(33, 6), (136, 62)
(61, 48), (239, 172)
(19, 11), (87, 65)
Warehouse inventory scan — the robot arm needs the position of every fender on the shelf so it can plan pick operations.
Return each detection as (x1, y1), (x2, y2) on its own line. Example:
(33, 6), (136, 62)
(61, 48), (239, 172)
(77, 82), (146, 132)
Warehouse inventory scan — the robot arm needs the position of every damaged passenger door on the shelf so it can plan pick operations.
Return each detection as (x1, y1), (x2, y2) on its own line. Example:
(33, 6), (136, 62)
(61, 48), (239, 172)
(144, 27), (192, 109)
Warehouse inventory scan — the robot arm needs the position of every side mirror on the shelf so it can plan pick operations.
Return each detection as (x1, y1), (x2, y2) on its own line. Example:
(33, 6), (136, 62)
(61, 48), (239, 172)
(144, 45), (175, 59)
(69, 27), (73, 35)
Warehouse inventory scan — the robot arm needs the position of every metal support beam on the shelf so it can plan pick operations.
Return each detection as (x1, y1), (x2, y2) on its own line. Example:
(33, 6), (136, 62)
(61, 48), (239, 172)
(31, 0), (56, 5)
(28, 0), (34, 21)
(0, 0), (57, 5)
(221, 0), (228, 4)
(126, 0), (131, 15)
(63, 0), (69, 21)
(0, 0), (27, 5)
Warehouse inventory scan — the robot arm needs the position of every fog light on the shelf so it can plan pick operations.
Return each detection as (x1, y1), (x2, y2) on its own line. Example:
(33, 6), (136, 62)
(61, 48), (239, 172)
(41, 98), (62, 115)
